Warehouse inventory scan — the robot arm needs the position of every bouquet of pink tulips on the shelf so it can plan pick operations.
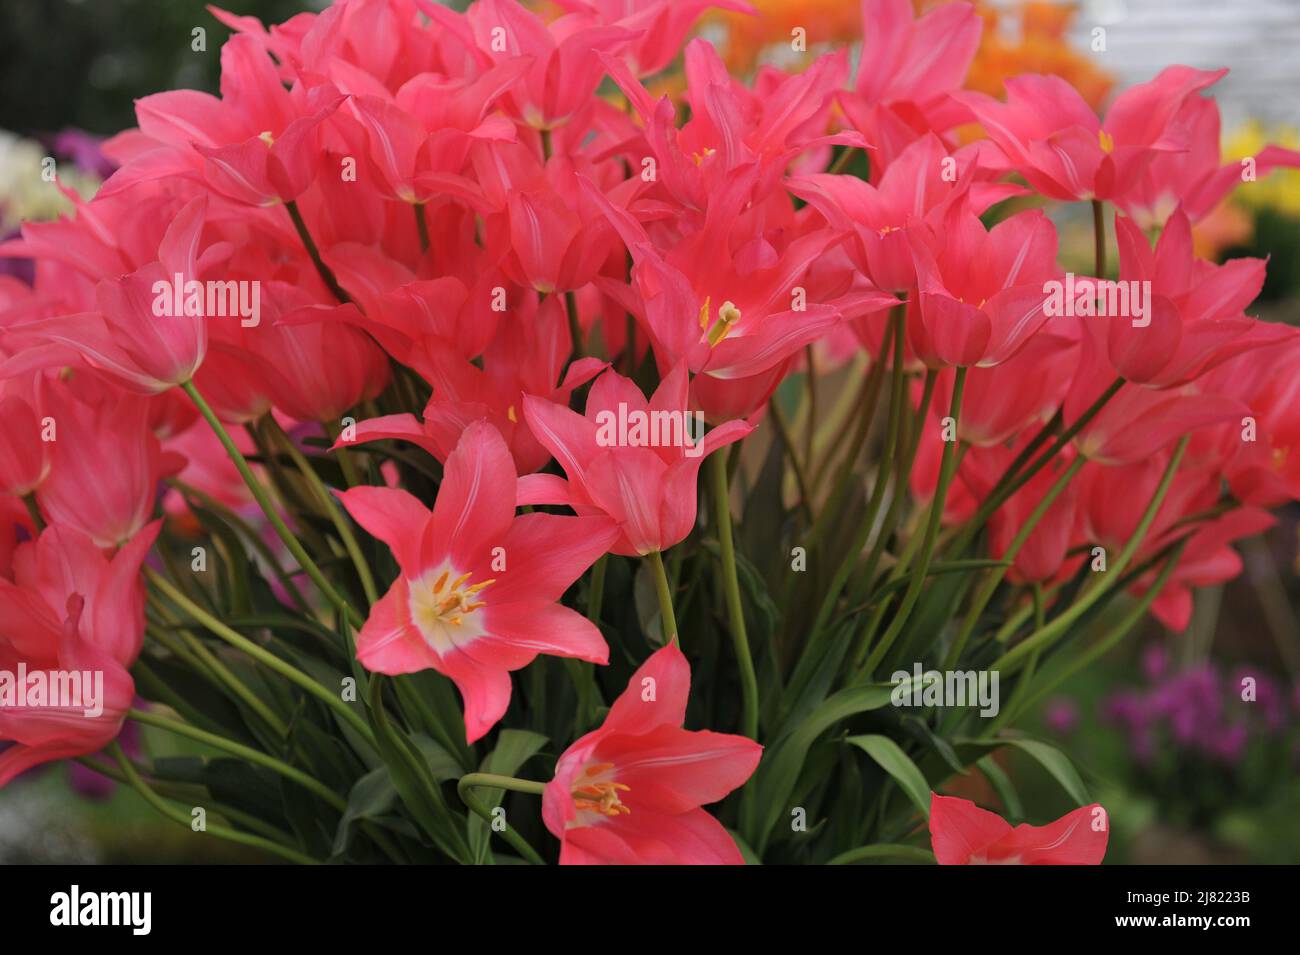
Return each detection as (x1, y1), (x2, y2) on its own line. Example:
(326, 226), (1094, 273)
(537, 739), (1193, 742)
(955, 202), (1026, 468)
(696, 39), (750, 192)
(3, 0), (1299, 867)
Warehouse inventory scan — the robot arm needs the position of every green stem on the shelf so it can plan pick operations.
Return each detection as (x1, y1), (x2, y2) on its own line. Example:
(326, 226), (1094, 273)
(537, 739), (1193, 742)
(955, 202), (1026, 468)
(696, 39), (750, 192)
(147, 568), (376, 746)
(414, 202), (430, 254)
(1092, 198), (1107, 278)
(564, 289), (584, 360)
(168, 478), (309, 612)
(950, 377), (1124, 554)
(646, 549), (679, 645)
(860, 366), (967, 677)
(942, 455), (1085, 670)
(147, 603), (289, 737)
(22, 493), (44, 532)
(990, 436), (1188, 676)
(129, 708), (347, 812)
(182, 380), (364, 629)
(109, 742), (319, 865)
(285, 199), (352, 305)
(710, 452), (759, 739)
(457, 773), (547, 865)
(263, 415), (378, 607)
(768, 398), (814, 525)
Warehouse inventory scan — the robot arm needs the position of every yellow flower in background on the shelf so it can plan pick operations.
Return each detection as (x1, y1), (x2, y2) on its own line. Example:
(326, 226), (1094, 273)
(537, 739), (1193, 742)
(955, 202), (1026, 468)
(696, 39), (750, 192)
(0, 132), (100, 231)
(1226, 121), (1300, 218)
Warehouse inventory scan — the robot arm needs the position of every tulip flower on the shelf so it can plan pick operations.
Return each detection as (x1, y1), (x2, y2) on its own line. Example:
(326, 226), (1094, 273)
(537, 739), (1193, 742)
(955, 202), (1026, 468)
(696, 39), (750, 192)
(337, 295), (604, 474)
(907, 203), (1061, 368)
(956, 66), (1226, 203)
(36, 389), (183, 549)
(838, 0), (982, 176)
(929, 793), (1108, 864)
(0, 520), (158, 786)
(542, 643), (762, 864)
(521, 363), (752, 555)
(338, 421), (618, 742)
(0, 392), (51, 496)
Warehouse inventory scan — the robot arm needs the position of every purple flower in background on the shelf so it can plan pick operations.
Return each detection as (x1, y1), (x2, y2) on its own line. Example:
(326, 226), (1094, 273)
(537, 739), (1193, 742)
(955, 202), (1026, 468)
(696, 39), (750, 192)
(47, 128), (117, 180)
(1102, 647), (1295, 769)
(1043, 697), (1080, 736)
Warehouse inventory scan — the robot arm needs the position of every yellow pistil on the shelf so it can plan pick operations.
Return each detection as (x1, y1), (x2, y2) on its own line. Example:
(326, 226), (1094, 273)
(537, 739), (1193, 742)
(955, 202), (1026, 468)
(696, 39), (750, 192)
(1098, 129), (1114, 154)
(572, 763), (630, 817)
(701, 299), (742, 347)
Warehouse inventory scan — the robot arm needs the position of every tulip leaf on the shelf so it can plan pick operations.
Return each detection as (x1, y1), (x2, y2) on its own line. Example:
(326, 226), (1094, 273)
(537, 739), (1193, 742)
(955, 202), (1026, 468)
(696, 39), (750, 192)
(977, 755), (1024, 823)
(743, 681), (899, 853)
(959, 736), (1091, 806)
(846, 734), (931, 819)
(827, 843), (936, 865)
(468, 729), (549, 864)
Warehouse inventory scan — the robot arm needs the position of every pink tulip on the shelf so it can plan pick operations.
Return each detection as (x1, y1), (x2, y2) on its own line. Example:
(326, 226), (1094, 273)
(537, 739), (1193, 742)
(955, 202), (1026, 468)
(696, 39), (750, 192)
(0, 520), (158, 787)
(838, 0), (982, 176)
(338, 295), (604, 474)
(907, 203), (1061, 368)
(956, 66), (1226, 203)
(543, 643), (762, 864)
(338, 421), (618, 743)
(930, 793), (1108, 864)
(521, 363), (752, 555)
(36, 388), (182, 548)
(0, 393), (51, 495)
(2, 197), (211, 393)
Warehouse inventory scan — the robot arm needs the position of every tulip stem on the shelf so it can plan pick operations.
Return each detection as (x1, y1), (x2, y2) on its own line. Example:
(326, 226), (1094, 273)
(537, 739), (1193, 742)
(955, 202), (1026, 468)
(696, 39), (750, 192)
(950, 376), (1125, 554)
(167, 477), (310, 612)
(146, 567), (376, 747)
(1092, 199), (1106, 278)
(860, 366), (967, 678)
(992, 539), (1188, 732)
(564, 289), (585, 360)
(182, 380), (365, 629)
(128, 708), (347, 812)
(262, 414), (379, 607)
(21, 493), (44, 532)
(109, 742), (319, 865)
(285, 199), (353, 305)
(990, 435), (1188, 676)
(710, 452), (760, 739)
(942, 454), (1086, 670)
(768, 397), (814, 525)
(457, 774), (547, 865)
(413, 202), (430, 254)
(646, 550), (679, 646)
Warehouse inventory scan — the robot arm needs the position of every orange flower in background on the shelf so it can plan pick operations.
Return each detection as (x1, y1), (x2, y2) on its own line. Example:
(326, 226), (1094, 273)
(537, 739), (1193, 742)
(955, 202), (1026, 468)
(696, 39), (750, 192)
(958, 1), (1113, 109)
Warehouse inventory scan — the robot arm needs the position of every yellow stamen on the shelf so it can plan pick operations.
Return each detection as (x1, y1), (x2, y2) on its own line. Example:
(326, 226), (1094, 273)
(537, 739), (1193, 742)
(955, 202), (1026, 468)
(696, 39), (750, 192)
(1098, 129), (1114, 153)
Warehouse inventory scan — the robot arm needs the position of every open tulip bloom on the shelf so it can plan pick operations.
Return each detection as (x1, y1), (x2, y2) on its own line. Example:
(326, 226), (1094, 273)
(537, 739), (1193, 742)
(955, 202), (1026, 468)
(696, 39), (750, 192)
(2, 0), (1299, 869)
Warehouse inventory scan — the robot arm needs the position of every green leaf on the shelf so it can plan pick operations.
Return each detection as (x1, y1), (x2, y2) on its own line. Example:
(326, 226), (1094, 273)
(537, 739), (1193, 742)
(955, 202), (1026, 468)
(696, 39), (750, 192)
(742, 681), (898, 854)
(977, 755), (1024, 822)
(828, 843), (935, 865)
(846, 734), (931, 819)
(331, 768), (397, 858)
(959, 736), (1091, 806)
(467, 729), (548, 864)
